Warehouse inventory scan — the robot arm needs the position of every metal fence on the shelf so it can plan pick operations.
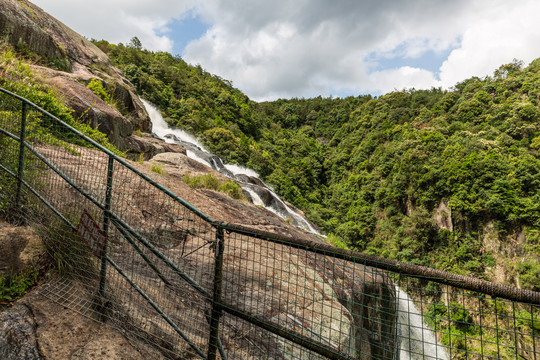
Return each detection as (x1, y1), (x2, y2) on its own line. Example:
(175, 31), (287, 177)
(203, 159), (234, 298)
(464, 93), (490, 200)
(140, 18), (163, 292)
(0, 86), (538, 360)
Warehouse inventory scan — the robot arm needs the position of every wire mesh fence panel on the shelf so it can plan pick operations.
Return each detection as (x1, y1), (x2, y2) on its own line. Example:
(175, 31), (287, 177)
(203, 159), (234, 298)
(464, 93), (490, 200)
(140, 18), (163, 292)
(219, 228), (399, 360)
(219, 226), (539, 360)
(100, 158), (219, 358)
(0, 89), (216, 359)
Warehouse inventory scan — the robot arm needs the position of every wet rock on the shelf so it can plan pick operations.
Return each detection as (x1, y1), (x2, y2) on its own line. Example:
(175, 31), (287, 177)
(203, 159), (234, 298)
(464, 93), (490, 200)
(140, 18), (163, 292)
(124, 135), (186, 160)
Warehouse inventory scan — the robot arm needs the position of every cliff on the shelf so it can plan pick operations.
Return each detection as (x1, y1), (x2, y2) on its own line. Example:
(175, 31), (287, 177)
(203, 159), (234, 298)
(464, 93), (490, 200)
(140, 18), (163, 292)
(0, 0), (156, 154)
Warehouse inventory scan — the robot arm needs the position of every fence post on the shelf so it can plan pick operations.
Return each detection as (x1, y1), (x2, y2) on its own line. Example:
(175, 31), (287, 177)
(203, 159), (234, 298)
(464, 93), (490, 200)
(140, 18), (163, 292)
(98, 155), (114, 302)
(207, 224), (225, 360)
(15, 102), (27, 208)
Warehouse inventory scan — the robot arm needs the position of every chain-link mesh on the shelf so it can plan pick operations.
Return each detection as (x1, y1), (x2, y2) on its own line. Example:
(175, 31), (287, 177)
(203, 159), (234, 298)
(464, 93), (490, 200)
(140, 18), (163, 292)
(1, 87), (539, 360)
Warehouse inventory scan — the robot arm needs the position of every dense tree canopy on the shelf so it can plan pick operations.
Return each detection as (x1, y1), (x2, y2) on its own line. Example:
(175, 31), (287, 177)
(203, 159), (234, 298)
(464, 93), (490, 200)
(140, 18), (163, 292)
(97, 39), (539, 288)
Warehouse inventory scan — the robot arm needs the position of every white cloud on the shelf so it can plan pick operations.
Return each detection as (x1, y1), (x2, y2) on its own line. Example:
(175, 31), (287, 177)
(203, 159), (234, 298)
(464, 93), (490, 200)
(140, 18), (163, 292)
(439, 0), (540, 88)
(30, 0), (540, 100)
(183, 0), (472, 100)
(368, 67), (441, 94)
(31, 0), (193, 52)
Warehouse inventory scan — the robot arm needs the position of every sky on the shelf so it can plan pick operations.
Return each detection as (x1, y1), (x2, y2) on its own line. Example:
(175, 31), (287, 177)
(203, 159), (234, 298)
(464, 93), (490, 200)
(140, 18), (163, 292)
(31, 0), (540, 101)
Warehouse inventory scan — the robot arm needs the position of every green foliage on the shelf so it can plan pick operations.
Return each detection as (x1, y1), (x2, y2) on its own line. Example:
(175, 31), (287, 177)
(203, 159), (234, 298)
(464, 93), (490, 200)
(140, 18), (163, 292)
(0, 121), (20, 212)
(150, 162), (165, 175)
(515, 309), (540, 332)
(0, 267), (39, 303)
(183, 172), (246, 200)
(425, 301), (479, 354)
(515, 261), (540, 291)
(324, 233), (349, 249)
(96, 40), (540, 279)
(87, 78), (110, 102)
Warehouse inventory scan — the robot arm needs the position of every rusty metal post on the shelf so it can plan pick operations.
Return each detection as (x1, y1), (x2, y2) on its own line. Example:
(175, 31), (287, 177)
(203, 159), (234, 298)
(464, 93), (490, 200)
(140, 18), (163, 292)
(207, 224), (225, 359)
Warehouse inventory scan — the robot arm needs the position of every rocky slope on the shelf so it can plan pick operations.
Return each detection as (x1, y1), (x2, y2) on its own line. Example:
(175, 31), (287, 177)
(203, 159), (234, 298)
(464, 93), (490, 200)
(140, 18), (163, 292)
(0, 0), (160, 155)
(0, 140), (398, 358)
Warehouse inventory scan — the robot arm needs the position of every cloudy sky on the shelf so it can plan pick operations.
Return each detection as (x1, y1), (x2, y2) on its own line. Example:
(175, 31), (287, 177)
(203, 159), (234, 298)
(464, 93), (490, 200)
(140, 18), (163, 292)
(32, 0), (540, 101)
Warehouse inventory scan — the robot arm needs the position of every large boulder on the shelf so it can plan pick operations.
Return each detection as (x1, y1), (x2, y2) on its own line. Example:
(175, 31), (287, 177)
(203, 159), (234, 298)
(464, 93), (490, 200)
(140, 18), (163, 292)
(0, 303), (40, 360)
(0, 289), (161, 360)
(45, 75), (134, 149)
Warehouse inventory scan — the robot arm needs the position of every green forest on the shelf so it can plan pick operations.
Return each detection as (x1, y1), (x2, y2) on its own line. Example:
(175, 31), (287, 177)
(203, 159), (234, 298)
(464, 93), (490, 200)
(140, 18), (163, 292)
(91, 39), (540, 289)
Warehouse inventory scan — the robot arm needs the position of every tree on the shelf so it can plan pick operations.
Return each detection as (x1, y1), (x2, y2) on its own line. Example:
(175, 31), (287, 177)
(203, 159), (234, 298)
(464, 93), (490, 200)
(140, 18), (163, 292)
(129, 37), (142, 50)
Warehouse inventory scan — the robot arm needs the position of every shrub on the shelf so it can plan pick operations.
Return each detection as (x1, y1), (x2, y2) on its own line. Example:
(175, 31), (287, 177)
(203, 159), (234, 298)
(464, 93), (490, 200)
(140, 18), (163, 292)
(150, 162), (165, 175)
(515, 261), (540, 291)
(183, 172), (246, 200)
(87, 78), (110, 103)
(0, 267), (39, 304)
(217, 180), (245, 200)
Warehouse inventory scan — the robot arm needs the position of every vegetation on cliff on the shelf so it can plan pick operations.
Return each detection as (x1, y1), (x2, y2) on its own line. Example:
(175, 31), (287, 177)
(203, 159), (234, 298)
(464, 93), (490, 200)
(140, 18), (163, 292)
(93, 39), (540, 290)
(0, 49), (123, 156)
(54, 39), (540, 289)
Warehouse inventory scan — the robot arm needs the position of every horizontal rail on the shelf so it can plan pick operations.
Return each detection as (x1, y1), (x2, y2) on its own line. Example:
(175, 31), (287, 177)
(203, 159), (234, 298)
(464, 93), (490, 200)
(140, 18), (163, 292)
(223, 223), (540, 305)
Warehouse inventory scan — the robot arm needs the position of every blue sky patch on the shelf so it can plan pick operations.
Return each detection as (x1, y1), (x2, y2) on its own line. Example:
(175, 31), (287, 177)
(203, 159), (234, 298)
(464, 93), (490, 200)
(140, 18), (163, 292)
(168, 14), (209, 56)
(368, 45), (456, 80)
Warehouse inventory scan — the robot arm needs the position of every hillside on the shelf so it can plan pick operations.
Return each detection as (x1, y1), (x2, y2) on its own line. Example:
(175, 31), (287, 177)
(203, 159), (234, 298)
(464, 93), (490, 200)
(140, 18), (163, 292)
(1, 1), (539, 358)
(1, 0), (538, 290)
(93, 42), (540, 290)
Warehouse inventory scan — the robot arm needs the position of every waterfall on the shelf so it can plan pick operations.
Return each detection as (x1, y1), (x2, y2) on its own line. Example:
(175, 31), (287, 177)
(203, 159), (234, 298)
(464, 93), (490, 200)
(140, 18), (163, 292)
(396, 287), (449, 360)
(141, 100), (319, 234)
(141, 100), (449, 360)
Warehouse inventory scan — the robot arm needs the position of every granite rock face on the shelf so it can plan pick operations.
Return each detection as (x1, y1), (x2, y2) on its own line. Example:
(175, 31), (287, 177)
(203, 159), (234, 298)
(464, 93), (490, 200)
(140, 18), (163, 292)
(0, 0), (107, 68)
(0, 290), (160, 360)
(0, 304), (41, 360)
(0, 0), (153, 151)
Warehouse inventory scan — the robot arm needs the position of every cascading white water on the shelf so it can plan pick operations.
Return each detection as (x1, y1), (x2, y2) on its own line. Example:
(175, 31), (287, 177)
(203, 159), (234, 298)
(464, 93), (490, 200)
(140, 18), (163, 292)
(142, 99), (208, 151)
(141, 99), (320, 234)
(224, 163), (259, 178)
(243, 187), (265, 207)
(396, 287), (449, 360)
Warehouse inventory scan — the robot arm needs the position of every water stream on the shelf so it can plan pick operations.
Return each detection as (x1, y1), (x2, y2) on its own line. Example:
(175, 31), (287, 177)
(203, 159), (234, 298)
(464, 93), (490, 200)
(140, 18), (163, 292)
(141, 99), (319, 234)
(396, 287), (449, 360)
(141, 99), (448, 359)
